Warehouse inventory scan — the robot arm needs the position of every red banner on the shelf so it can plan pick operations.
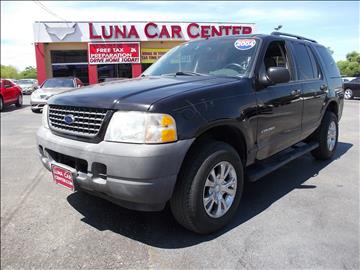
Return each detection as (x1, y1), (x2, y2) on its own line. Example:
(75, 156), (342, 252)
(88, 43), (140, 64)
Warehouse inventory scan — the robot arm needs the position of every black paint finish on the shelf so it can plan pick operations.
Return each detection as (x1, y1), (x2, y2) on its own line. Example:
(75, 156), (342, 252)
(48, 34), (344, 166)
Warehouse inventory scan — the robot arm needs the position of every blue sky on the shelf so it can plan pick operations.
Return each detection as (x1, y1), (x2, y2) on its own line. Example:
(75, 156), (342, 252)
(1, 1), (359, 70)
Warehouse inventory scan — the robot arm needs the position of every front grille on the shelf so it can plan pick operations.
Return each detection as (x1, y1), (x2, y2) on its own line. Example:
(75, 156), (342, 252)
(48, 105), (108, 138)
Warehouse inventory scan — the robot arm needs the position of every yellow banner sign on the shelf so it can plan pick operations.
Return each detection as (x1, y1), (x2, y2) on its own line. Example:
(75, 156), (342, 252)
(141, 48), (169, 63)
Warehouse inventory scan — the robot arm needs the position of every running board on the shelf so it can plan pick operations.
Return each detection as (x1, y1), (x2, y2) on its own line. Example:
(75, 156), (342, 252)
(246, 142), (319, 182)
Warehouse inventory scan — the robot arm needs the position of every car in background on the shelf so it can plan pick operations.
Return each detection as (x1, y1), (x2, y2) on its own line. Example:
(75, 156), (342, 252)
(342, 76), (356, 83)
(343, 77), (360, 99)
(30, 77), (83, 113)
(18, 79), (38, 94)
(0, 79), (23, 111)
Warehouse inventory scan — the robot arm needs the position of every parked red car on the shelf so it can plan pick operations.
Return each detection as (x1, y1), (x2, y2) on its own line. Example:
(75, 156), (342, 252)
(0, 79), (23, 111)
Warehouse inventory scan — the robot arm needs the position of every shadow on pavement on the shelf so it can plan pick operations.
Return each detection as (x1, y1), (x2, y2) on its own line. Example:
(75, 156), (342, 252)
(1, 104), (31, 113)
(67, 142), (352, 248)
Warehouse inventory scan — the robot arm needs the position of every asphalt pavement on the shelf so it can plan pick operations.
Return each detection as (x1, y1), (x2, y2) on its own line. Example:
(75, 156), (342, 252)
(1, 96), (359, 269)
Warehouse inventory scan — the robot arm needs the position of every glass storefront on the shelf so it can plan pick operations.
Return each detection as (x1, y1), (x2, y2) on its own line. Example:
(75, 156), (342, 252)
(51, 50), (89, 84)
(97, 64), (132, 82)
(52, 64), (89, 84)
(141, 63), (152, 72)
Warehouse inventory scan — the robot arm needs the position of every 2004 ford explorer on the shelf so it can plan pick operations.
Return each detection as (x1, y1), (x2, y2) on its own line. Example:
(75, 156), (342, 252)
(37, 32), (344, 234)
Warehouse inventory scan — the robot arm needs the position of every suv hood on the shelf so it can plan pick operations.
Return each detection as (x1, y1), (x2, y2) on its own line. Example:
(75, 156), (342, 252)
(49, 76), (239, 111)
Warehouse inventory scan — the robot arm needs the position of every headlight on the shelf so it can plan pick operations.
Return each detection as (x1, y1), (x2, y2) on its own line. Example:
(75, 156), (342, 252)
(105, 111), (177, 144)
(42, 105), (49, 129)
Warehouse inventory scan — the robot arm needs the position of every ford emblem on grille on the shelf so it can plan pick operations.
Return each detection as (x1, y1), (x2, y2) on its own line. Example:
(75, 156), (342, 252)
(64, 114), (75, 125)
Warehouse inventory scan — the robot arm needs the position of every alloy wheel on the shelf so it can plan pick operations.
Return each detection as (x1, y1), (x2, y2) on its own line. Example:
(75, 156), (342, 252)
(344, 89), (353, 100)
(327, 121), (337, 151)
(203, 161), (237, 218)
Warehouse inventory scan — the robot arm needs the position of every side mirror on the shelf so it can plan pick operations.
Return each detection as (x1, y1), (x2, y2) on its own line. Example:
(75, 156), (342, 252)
(258, 67), (290, 87)
(267, 67), (290, 84)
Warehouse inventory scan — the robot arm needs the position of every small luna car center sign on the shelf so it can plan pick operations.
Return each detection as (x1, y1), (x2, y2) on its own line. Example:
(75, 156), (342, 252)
(88, 43), (140, 64)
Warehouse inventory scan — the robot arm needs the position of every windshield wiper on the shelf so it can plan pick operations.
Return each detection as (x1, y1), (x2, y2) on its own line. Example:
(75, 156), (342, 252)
(161, 71), (207, 76)
(175, 71), (206, 76)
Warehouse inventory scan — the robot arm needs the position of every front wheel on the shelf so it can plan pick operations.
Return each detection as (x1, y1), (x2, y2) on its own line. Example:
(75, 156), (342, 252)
(344, 89), (353, 100)
(0, 97), (4, 111)
(170, 140), (244, 234)
(311, 112), (338, 160)
(15, 94), (23, 107)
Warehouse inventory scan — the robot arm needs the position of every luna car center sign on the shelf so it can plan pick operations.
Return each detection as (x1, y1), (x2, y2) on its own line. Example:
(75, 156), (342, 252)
(34, 22), (256, 42)
(88, 22), (254, 40)
(88, 43), (140, 64)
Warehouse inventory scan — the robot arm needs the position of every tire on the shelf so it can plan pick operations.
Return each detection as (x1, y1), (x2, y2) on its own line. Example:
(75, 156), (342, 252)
(311, 112), (338, 160)
(15, 94), (23, 107)
(170, 140), (244, 234)
(344, 89), (353, 100)
(0, 97), (3, 112)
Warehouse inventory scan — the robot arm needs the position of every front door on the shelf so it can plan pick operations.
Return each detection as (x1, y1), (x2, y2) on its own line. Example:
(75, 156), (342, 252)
(255, 40), (303, 160)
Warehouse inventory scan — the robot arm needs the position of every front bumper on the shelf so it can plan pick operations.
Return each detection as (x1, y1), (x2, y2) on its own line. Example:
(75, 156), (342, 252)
(37, 126), (194, 211)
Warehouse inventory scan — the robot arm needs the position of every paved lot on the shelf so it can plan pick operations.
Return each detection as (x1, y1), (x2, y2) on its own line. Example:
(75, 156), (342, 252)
(1, 96), (359, 269)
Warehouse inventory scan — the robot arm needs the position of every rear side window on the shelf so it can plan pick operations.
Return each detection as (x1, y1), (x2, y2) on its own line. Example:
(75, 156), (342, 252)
(292, 43), (316, 80)
(314, 46), (341, 78)
(307, 47), (321, 79)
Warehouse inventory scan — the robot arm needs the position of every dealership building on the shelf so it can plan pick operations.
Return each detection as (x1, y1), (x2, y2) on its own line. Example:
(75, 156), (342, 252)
(33, 21), (255, 85)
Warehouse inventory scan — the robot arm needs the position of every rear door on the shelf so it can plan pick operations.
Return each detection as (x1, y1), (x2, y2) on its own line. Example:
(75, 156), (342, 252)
(255, 40), (303, 160)
(290, 42), (328, 138)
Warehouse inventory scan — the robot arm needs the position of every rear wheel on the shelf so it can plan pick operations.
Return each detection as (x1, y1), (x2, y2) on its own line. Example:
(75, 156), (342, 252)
(170, 140), (244, 234)
(15, 94), (23, 107)
(344, 89), (353, 100)
(311, 112), (338, 160)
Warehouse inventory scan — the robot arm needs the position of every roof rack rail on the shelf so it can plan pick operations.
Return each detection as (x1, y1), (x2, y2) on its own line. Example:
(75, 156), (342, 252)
(271, 32), (317, 43)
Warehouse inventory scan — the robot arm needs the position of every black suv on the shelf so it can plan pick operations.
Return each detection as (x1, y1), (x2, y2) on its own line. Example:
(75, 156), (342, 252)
(37, 32), (344, 234)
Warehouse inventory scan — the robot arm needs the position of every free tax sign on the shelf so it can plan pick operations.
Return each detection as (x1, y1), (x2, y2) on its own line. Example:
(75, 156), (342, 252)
(88, 43), (140, 64)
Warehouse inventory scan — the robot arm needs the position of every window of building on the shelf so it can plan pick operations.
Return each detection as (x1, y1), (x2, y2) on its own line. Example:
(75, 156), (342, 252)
(141, 63), (152, 72)
(97, 64), (132, 83)
(51, 50), (89, 84)
(51, 50), (88, 64)
(52, 64), (89, 85)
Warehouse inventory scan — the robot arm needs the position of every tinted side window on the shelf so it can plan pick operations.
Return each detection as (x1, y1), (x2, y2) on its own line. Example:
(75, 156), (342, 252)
(307, 47), (321, 79)
(314, 46), (341, 78)
(261, 41), (294, 80)
(292, 43), (315, 80)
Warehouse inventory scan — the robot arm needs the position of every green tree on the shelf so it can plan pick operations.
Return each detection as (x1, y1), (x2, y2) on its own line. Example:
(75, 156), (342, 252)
(19, 66), (37, 79)
(337, 51), (360, 77)
(0, 65), (19, 79)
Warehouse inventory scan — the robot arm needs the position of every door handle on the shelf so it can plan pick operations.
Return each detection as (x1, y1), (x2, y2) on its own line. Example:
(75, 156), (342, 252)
(291, 89), (301, 96)
(320, 84), (328, 91)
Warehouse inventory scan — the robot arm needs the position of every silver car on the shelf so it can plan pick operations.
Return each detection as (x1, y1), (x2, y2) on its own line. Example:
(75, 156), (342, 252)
(30, 77), (83, 113)
(18, 79), (38, 94)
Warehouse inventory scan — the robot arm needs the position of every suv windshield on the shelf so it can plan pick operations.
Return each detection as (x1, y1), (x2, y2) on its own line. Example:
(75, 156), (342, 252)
(42, 78), (74, 88)
(143, 37), (259, 78)
(18, 79), (33, 84)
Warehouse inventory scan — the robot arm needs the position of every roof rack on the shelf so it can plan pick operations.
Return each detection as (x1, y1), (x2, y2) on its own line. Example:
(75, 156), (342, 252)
(271, 32), (317, 43)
